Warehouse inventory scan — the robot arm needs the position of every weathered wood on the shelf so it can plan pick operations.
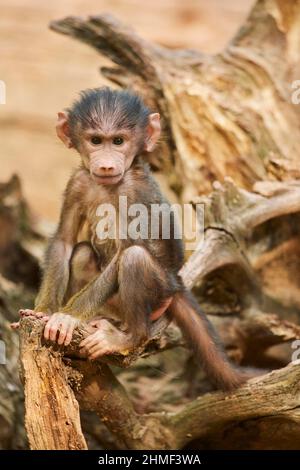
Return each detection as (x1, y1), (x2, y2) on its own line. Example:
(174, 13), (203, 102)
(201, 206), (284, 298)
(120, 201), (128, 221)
(182, 180), (300, 318)
(171, 363), (300, 450)
(19, 318), (87, 450)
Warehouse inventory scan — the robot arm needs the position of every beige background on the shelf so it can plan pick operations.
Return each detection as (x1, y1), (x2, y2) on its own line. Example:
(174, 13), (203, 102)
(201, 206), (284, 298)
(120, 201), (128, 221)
(0, 0), (254, 221)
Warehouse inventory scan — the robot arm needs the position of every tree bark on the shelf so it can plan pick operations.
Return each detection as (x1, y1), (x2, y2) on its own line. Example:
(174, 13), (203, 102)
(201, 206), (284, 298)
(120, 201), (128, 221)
(19, 318), (87, 450)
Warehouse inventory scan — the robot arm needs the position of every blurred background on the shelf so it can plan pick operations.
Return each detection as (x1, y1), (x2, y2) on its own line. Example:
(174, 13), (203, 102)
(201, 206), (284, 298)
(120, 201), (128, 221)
(0, 0), (254, 221)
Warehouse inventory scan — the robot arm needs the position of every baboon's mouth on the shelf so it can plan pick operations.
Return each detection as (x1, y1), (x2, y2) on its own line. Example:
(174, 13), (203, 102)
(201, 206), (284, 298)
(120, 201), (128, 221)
(92, 173), (123, 184)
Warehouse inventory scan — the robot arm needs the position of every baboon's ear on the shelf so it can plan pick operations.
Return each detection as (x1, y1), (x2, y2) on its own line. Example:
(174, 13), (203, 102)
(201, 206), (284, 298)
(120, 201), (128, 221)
(144, 113), (161, 152)
(56, 112), (73, 148)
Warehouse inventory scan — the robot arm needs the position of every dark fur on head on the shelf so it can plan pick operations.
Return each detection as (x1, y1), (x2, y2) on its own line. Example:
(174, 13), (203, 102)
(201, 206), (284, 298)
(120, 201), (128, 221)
(68, 87), (151, 146)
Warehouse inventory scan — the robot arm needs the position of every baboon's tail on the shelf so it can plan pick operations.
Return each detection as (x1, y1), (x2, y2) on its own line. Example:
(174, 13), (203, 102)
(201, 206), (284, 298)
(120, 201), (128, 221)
(170, 291), (247, 391)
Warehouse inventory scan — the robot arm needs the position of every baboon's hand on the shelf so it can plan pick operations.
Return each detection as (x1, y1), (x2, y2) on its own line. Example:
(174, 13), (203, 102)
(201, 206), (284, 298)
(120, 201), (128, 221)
(44, 312), (79, 346)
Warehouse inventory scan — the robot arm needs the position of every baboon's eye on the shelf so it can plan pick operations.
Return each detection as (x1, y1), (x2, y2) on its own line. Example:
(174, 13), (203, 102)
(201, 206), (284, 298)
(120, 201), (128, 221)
(113, 136), (124, 146)
(91, 136), (102, 145)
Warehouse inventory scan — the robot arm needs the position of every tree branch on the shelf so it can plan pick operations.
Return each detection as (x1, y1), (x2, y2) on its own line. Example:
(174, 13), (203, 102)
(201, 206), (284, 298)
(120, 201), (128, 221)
(19, 318), (87, 450)
(171, 362), (300, 449)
